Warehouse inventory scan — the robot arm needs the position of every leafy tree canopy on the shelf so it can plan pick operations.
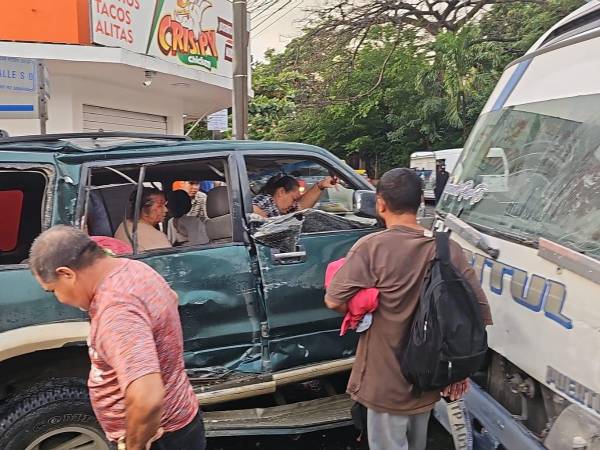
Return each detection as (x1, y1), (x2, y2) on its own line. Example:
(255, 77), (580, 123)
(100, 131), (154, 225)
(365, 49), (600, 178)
(194, 0), (583, 177)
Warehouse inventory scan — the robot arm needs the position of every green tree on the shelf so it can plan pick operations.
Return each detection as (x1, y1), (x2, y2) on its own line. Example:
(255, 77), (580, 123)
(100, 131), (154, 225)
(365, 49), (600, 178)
(248, 0), (583, 175)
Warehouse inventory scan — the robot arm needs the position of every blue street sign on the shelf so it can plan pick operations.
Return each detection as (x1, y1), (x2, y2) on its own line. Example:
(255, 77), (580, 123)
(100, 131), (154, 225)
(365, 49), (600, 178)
(0, 105), (35, 112)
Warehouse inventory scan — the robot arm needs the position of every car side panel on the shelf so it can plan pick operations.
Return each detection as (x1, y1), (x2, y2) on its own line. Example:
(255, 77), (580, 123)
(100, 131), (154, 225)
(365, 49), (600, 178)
(140, 244), (264, 372)
(256, 224), (375, 371)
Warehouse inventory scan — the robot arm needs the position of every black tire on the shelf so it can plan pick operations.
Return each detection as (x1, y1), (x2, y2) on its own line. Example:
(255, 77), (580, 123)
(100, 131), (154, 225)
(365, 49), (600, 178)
(0, 377), (112, 450)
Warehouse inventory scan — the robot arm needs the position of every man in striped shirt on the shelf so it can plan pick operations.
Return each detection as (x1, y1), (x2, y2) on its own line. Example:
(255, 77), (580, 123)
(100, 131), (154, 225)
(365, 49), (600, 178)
(30, 226), (204, 450)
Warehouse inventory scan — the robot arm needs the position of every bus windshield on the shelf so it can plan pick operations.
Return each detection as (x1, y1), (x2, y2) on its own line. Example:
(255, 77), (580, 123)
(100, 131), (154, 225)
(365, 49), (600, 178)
(438, 93), (600, 261)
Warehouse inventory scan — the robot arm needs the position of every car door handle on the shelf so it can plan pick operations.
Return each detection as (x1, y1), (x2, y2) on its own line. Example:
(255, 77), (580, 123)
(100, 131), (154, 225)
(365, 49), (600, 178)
(271, 247), (307, 264)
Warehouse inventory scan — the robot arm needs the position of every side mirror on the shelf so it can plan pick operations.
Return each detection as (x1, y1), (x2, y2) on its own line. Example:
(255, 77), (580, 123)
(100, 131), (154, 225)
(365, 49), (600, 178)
(354, 190), (377, 218)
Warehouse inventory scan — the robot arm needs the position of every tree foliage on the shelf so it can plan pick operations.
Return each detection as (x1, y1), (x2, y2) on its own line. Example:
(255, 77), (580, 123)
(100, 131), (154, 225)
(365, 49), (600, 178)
(248, 0), (582, 176)
(309, 0), (540, 40)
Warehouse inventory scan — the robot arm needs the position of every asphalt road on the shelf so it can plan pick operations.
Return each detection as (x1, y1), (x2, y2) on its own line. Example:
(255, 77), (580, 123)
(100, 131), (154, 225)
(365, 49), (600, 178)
(208, 418), (454, 450)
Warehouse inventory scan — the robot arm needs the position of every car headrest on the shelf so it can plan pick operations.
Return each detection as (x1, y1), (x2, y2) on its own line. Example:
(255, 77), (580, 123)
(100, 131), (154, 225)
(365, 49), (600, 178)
(87, 190), (113, 236)
(206, 186), (230, 218)
(167, 190), (192, 218)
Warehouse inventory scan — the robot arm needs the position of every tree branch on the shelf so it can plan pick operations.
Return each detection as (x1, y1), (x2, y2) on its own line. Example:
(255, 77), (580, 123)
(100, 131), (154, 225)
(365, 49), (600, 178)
(350, 26), (372, 69)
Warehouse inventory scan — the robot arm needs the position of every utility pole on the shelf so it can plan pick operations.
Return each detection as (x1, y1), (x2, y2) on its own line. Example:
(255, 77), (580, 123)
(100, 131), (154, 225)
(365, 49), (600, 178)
(233, 0), (249, 140)
(37, 62), (48, 135)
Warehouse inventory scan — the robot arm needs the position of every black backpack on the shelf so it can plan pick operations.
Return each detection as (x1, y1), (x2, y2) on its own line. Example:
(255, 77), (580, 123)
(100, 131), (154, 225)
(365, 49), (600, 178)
(400, 232), (488, 394)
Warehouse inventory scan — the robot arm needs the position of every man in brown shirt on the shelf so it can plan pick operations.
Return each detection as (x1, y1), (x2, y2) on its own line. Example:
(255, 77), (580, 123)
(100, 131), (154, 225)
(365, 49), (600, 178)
(325, 168), (492, 450)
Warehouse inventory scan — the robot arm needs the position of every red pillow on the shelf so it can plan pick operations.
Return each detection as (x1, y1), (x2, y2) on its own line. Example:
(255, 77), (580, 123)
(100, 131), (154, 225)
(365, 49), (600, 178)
(90, 236), (132, 256)
(0, 190), (24, 252)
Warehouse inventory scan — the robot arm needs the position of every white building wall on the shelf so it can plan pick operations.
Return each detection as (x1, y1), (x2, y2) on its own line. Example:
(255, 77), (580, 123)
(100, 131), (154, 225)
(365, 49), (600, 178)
(0, 118), (42, 136)
(1, 74), (184, 136)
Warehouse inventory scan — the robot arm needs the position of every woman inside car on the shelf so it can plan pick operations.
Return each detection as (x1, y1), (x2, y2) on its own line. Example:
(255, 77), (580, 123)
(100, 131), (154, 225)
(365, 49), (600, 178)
(252, 174), (337, 218)
(114, 188), (172, 251)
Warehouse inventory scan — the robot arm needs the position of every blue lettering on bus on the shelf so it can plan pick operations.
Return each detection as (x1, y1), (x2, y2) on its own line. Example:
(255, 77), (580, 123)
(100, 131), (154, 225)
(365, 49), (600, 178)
(463, 249), (573, 330)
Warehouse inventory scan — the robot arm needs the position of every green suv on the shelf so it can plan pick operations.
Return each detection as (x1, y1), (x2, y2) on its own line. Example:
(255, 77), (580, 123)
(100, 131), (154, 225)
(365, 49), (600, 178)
(0, 133), (378, 449)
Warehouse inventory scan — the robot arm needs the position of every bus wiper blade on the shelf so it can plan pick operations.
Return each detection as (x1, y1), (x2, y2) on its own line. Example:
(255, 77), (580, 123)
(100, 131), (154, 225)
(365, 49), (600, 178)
(445, 214), (501, 259)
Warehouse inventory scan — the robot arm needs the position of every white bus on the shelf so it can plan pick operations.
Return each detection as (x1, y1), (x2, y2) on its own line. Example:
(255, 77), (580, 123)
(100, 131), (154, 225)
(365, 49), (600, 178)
(435, 2), (600, 448)
(410, 148), (462, 200)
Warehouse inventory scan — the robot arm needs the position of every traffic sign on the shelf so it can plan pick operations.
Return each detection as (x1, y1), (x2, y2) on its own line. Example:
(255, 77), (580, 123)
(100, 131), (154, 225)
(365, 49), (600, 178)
(207, 109), (229, 131)
(0, 57), (49, 130)
(0, 57), (37, 93)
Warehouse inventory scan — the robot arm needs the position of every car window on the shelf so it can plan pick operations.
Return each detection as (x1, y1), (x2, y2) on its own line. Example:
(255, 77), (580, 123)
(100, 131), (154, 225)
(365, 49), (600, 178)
(245, 156), (376, 227)
(0, 169), (47, 265)
(84, 157), (234, 255)
(0, 190), (24, 252)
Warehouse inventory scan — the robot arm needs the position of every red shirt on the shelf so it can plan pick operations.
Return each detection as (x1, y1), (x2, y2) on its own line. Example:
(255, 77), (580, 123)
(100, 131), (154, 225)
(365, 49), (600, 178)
(87, 259), (198, 442)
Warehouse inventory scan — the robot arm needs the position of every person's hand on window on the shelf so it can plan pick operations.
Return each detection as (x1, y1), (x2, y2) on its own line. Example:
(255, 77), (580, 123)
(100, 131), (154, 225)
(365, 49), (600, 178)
(318, 176), (338, 190)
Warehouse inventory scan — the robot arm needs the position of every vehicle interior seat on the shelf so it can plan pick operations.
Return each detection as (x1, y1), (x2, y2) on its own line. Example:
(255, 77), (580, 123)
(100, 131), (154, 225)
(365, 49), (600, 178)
(167, 189), (191, 245)
(205, 186), (232, 243)
(87, 190), (113, 237)
(166, 189), (209, 246)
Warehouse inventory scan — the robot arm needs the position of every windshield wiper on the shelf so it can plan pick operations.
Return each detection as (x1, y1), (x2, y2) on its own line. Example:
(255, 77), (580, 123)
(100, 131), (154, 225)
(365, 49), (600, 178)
(445, 214), (500, 259)
(467, 217), (539, 246)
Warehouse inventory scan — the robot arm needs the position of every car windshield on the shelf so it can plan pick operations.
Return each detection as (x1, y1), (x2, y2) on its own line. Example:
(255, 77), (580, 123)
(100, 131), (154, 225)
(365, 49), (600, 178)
(438, 93), (600, 261)
(416, 169), (434, 191)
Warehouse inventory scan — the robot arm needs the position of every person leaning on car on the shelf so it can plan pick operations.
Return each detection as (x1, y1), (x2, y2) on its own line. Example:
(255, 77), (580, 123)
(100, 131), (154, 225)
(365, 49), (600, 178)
(252, 173), (337, 218)
(29, 226), (205, 450)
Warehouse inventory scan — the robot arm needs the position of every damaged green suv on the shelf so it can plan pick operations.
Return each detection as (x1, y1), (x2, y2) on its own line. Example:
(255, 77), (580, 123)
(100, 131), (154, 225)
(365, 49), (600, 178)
(0, 133), (378, 449)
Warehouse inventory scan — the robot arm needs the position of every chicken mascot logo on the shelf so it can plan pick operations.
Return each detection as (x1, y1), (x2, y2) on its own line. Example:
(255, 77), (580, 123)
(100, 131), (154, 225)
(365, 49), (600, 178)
(150, 0), (218, 70)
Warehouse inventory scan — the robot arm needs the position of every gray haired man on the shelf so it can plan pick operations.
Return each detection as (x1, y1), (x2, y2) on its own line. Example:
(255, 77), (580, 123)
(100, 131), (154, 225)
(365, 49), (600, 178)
(29, 226), (204, 450)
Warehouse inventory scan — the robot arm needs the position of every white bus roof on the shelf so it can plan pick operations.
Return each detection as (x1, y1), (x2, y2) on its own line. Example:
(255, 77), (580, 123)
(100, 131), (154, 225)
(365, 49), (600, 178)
(528, 0), (600, 54)
(433, 148), (462, 158)
(481, 0), (600, 115)
(410, 151), (434, 158)
(410, 149), (462, 159)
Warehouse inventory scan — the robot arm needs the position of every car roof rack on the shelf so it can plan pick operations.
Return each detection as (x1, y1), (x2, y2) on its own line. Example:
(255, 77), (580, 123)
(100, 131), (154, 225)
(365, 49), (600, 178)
(0, 132), (190, 144)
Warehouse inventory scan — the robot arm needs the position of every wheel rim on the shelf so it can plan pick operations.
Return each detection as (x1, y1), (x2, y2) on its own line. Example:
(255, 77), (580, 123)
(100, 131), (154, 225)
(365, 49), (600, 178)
(24, 426), (111, 450)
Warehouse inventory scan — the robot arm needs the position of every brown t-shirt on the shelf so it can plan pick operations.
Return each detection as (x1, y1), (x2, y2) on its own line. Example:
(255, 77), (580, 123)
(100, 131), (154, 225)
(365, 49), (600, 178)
(326, 225), (493, 415)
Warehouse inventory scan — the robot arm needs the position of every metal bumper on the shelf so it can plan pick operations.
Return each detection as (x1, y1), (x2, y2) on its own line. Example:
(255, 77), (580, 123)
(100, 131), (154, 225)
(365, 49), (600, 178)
(433, 381), (546, 450)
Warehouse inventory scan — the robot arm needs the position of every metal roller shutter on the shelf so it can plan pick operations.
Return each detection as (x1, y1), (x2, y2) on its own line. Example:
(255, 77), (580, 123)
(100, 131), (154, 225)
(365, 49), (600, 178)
(83, 105), (167, 134)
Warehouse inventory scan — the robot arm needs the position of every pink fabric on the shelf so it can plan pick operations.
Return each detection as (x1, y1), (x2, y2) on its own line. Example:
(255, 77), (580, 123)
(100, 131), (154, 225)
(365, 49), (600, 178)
(90, 236), (132, 256)
(325, 258), (379, 336)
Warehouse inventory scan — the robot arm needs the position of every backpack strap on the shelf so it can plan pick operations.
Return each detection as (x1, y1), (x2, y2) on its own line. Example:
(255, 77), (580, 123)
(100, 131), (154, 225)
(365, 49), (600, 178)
(435, 231), (451, 264)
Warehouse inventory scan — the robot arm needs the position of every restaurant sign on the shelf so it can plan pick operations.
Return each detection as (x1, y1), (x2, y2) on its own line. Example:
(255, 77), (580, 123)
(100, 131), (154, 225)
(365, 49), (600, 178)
(91, 0), (233, 77)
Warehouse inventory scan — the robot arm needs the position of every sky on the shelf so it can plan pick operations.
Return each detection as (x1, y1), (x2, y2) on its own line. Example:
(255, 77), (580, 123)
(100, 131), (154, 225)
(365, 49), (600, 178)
(249, 0), (324, 60)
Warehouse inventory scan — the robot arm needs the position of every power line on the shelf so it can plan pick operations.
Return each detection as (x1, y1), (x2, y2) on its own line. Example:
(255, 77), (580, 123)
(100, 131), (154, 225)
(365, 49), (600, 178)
(249, 0), (273, 13)
(249, 1), (269, 15)
(251, 0), (287, 22)
(251, 0), (293, 30)
(253, 0), (303, 37)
